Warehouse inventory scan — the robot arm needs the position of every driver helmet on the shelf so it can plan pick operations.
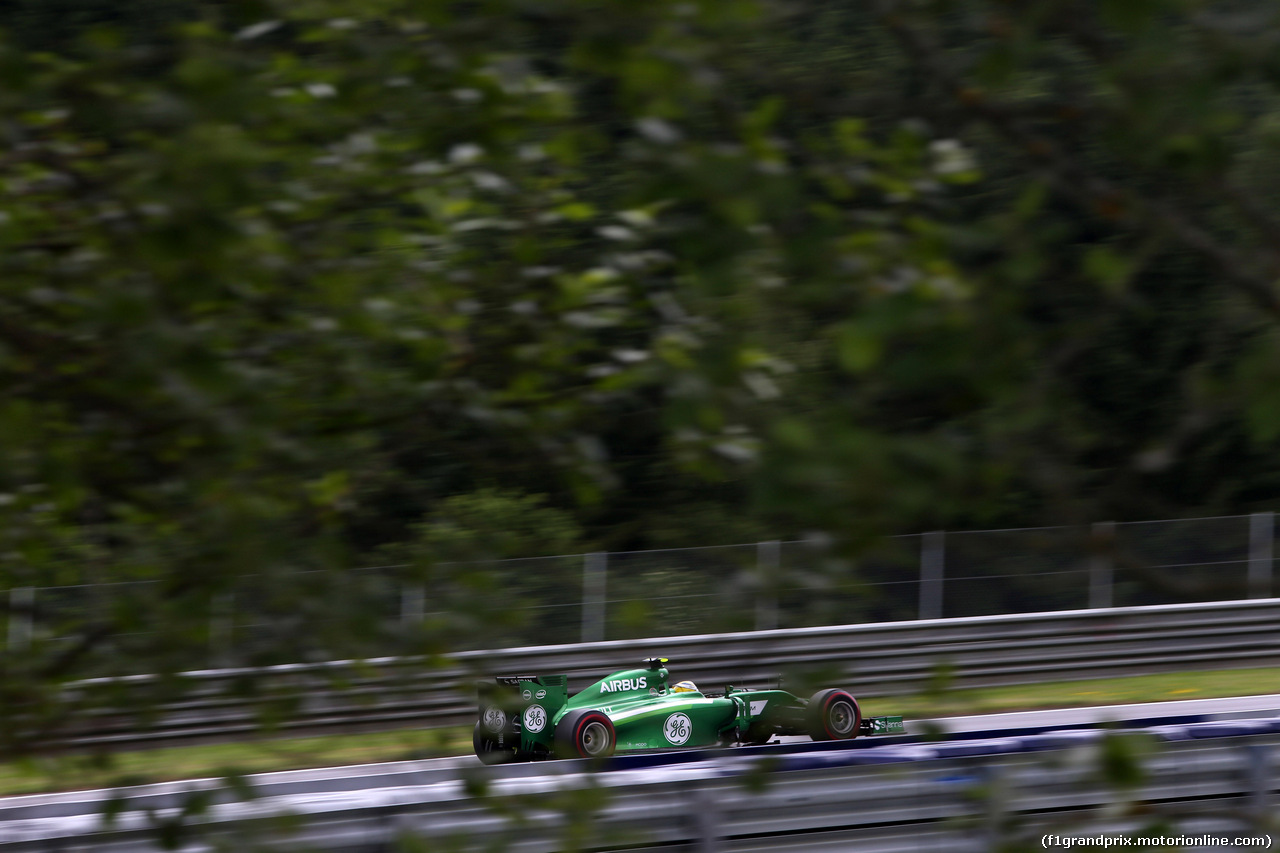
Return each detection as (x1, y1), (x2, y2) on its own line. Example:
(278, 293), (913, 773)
(670, 680), (698, 694)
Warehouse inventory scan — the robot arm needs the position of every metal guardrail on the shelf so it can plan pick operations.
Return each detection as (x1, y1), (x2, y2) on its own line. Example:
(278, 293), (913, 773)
(4, 717), (1277, 851)
(47, 597), (1280, 750)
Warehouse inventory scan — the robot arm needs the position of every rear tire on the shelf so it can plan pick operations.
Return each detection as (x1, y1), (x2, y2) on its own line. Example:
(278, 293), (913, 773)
(806, 689), (861, 741)
(473, 722), (517, 765)
(555, 710), (616, 759)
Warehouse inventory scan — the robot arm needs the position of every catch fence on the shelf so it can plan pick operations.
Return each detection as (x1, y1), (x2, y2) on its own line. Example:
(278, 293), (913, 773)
(2, 512), (1274, 667)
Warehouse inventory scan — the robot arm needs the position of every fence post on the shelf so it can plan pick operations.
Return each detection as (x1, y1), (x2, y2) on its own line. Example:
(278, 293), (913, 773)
(401, 583), (425, 625)
(210, 592), (233, 667)
(8, 587), (33, 650)
(582, 551), (607, 644)
(756, 540), (780, 631)
(1248, 511), (1273, 599)
(918, 531), (944, 620)
(1089, 521), (1115, 609)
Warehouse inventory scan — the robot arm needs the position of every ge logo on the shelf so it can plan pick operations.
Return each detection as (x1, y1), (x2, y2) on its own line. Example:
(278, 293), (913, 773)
(482, 706), (506, 732)
(523, 704), (548, 733)
(663, 713), (692, 745)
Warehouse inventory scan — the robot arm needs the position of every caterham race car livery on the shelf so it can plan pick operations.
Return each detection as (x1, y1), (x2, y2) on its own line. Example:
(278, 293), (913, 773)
(473, 658), (904, 763)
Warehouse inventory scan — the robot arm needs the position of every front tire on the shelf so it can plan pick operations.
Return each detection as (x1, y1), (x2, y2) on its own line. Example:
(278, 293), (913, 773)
(473, 722), (517, 765)
(806, 689), (861, 741)
(555, 710), (616, 760)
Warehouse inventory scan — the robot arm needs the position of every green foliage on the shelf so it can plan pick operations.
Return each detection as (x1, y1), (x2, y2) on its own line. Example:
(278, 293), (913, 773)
(1096, 730), (1152, 792)
(3, 0), (1280, 771)
(386, 489), (588, 648)
(406, 489), (585, 563)
(717, 0), (1280, 541)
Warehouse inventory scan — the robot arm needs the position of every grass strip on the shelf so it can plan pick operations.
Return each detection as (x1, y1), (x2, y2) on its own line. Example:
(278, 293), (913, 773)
(3, 666), (1276, 797)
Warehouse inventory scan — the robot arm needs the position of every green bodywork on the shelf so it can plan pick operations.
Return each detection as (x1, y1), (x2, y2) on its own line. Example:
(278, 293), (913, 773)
(475, 659), (904, 761)
(555, 664), (789, 751)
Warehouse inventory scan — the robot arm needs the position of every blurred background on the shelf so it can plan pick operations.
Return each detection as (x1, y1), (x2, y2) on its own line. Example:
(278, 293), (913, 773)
(1, 0), (1279, 848)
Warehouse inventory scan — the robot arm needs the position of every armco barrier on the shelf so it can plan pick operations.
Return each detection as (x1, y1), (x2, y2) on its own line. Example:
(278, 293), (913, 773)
(45, 597), (1280, 750)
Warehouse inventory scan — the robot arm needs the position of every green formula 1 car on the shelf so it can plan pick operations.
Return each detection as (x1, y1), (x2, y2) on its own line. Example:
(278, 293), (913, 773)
(473, 657), (904, 763)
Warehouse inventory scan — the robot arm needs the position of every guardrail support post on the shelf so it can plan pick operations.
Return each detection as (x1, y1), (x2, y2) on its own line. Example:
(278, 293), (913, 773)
(919, 531), (944, 620)
(983, 761), (1007, 850)
(1244, 742), (1270, 826)
(756, 540), (779, 631)
(691, 786), (723, 853)
(8, 587), (33, 650)
(582, 552), (607, 644)
(1089, 521), (1115, 609)
(1248, 511), (1273, 599)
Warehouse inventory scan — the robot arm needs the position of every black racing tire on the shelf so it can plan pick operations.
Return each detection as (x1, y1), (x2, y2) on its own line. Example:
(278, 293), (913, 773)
(806, 689), (861, 741)
(473, 721), (517, 765)
(555, 709), (616, 760)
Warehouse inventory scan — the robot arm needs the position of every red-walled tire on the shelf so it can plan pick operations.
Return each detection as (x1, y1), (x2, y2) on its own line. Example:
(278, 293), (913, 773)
(806, 689), (861, 741)
(555, 710), (616, 759)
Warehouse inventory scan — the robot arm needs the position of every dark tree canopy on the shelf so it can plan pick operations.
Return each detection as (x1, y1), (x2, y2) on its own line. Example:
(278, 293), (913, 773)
(2, 0), (1280, 757)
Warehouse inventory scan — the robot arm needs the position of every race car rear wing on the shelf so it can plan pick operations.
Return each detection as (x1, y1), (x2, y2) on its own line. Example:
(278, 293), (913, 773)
(476, 673), (569, 757)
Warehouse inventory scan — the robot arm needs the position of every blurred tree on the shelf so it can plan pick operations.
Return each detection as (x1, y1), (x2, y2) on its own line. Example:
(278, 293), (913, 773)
(407, 488), (584, 562)
(4, 0), (1280, 760)
(0, 0), (962, 750)
(721, 0), (1280, 543)
(380, 488), (588, 647)
(0, 0), (196, 52)
(864, 0), (1280, 526)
